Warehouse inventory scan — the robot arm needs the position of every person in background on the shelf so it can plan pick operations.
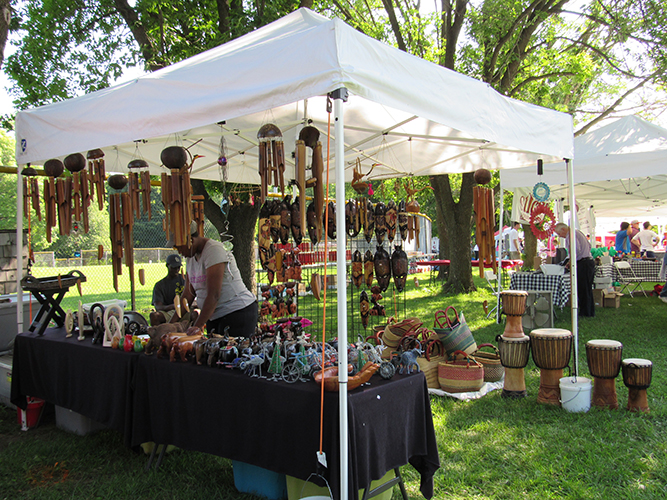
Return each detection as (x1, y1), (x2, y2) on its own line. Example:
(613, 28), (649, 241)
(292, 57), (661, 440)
(508, 222), (522, 260)
(614, 221), (631, 255)
(554, 222), (595, 317)
(150, 254), (185, 326)
(628, 219), (641, 255)
(631, 221), (658, 259)
(170, 221), (258, 337)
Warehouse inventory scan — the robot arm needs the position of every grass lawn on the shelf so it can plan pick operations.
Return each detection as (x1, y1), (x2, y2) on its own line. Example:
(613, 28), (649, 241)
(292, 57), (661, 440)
(3, 271), (666, 499)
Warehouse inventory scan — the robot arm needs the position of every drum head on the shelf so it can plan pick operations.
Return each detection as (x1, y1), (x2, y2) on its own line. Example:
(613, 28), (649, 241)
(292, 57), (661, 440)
(622, 358), (652, 367)
(586, 339), (622, 349)
(502, 290), (528, 297)
(500, 334), (530, 343)
(531, 328), (572, 339)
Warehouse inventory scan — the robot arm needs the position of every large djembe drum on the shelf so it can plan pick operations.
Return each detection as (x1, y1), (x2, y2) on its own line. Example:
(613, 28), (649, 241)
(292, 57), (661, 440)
(530, 328), (573, 406)
(621, 358), (652, 413)
(586, 339), (623, 409)
(496, 334), (531, 399)
(500, 290), (528, 338)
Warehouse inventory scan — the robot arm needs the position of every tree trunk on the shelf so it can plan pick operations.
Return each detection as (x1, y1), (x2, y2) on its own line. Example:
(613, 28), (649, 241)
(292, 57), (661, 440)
(522, 223), (537, 270)
(430, 172), (476, 293)
(0, 0), (10, 70)
(191, 179), (260, 293)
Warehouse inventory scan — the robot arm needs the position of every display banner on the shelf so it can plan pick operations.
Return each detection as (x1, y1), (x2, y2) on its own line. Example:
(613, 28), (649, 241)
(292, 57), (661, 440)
(512, 188), (544, 224)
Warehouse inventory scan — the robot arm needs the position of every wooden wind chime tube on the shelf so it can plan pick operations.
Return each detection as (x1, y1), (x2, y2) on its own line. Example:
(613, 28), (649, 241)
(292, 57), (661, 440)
(86, 151), (106, 211)
(72, 172), (82, 224)
(109, 193), (124, 292)
(141, 170), (152, 220)
(161, 172), (171, 238)
(121, 191), (135, 288)
(474, 185), (497, 277)
(128, 172), (141, 220)
(80, 170), (90, 233)
(192, 195), (205, 235)
(295, 139), (307, 235)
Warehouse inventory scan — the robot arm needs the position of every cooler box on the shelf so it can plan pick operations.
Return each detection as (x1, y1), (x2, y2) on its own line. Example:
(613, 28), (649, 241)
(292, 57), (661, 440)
(0, 354), (14, 409)
(233, 461), (287, 500)
(55, 406), (107, 436)
(0, 293), (33, 352)
(285, 469), (395, 500)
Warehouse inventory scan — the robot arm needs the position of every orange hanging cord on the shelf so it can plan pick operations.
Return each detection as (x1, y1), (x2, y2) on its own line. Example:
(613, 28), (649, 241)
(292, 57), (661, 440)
(319, 98), (333, 455)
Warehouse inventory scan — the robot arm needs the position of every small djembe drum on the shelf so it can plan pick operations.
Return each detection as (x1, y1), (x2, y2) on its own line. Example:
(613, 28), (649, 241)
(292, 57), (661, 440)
(621, 358), (652, 413)
(500, 290), (528, 338)
(530, 328), (573, 406)
(496, 334), (531, 399)
(586, 339), (623, 409)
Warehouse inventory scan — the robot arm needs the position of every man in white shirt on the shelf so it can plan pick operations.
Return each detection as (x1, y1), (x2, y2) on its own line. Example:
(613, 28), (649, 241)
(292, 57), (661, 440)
(508, 222), (522, 260)
(631, 221), (658, 259)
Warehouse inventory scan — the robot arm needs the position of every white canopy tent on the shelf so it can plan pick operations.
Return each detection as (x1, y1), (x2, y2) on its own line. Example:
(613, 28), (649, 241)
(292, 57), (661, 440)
(500, 115), (667, 218)
(14, 8), (574, 499)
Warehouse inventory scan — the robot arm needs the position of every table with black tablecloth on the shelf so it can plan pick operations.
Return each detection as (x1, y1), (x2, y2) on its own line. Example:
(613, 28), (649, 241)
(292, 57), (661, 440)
(10, 328), (137, 444)
(11, 327), (440, 500)
(596, 260), (662, 282)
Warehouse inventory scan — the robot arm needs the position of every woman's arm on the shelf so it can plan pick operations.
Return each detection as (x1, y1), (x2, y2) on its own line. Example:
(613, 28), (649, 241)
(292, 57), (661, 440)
(186, 262), (226, 335)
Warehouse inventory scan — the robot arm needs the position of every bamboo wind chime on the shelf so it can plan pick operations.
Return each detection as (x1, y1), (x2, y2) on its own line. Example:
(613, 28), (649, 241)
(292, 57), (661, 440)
(473, 185), (497, 277)
(160, 146), (197, 250)
(257, 123), (286, 204)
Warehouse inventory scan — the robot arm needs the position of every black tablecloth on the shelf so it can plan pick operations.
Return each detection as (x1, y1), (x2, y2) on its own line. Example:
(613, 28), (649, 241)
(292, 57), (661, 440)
(10, 327), (440, 500)
(10, 328), (137, 444)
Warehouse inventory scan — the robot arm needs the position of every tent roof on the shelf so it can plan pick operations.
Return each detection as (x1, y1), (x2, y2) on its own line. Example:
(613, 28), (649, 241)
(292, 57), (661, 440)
(500, 115), (667, 217)
(15, 8), (572, 182)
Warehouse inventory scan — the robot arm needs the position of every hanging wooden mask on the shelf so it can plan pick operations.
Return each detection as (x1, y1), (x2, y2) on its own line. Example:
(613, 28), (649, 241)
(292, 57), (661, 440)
(364, 250), (374, 288)
(307, 201), (319, 245)
(385, 200), (397, 242)
(352, 250), (363, 288)
(290, 196), (303, 247)
(325, 201), (336, 240)
(391, 245), (408, 293)
(279, 195), (291, 245)
(374, 201), (387, 244)
(374, 245), (391, 292)
(363, 199), (375, 244)
(345, 199), (361, 238)
(360, 290), (370, 329)
(398, 200), (408, 241)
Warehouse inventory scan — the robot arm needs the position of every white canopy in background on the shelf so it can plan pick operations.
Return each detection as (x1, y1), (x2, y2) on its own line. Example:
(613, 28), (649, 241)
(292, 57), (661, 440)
(14, 9), (574, 500)
(500, 115), (667, 217)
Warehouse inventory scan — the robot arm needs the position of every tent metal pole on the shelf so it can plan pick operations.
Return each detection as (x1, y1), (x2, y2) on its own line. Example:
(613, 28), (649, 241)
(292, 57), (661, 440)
(566, 158), (579, 377)
(496, 187), (504, 322)
(333, 88), (349, 500)
(16, 166), (24, 334)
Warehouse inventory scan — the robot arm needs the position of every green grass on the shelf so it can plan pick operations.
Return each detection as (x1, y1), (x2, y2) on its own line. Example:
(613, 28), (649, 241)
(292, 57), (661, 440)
(4, 272), (667, 499)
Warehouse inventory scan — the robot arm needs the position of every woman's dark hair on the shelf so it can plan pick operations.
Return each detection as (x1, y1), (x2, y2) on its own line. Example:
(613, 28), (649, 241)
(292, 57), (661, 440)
(620, 221), (629, 230)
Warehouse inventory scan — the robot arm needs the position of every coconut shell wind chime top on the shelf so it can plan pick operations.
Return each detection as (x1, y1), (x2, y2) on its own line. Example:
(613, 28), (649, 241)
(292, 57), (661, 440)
(473, 168), (497, 277)
(160, 145), (200, 251)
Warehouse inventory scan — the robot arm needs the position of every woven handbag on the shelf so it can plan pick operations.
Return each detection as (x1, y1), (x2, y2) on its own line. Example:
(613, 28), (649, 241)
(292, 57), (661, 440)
(416, 332), (445, 389)
(438, 350), (484, 393)
(471, 343), (503, 382)
(433, 307), (477, 356)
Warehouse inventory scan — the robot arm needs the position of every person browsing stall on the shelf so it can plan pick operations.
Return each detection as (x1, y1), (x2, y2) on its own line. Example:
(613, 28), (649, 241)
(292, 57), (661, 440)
(169, 221), (258, 337)
(149, 254), (185, 326)
(631, 221), (658, 259)
(628, 219), (641, 255)
(614, 221), (631, 255)
(508, 222), (522, 260)
(554, 222), (595, 317)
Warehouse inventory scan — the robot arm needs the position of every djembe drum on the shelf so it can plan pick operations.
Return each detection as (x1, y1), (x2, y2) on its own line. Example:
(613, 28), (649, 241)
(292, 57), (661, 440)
(621, 358), (652, 413)
(500, 290), (528, 338)
(530, 328), (573, 406)
(586, 339), (623, 409)
(496, 334), (531, 399)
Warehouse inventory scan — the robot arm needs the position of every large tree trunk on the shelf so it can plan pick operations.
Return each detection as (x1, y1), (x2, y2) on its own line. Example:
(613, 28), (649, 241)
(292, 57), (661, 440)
(0, 0), (10, 70)
(430, 172), (476, 293)
(191, 179), (260, 293)
(522, 223), (537, 270)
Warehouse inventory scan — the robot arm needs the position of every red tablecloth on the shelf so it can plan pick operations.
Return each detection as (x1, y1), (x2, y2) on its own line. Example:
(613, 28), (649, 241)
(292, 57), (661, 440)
(416, 259), (521, 269)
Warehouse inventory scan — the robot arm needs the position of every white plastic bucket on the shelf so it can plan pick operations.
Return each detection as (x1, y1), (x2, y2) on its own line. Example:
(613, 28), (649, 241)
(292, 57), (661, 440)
(559, 376), (592, 413)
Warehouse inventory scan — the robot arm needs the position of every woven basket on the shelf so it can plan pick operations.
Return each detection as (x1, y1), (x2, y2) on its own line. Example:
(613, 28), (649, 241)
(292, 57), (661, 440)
(417, 334), (445, 389)
(438, 350), (484, 393)
(433, 308), (477, 356)
(472, 343), (503, 382)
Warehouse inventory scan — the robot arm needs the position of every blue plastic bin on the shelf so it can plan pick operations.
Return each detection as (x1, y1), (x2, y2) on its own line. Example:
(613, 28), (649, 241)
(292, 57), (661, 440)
(233, 460), (288, 500)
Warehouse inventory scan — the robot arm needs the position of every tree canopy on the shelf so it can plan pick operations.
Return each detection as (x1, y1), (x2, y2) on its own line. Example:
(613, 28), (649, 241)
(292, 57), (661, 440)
(2, 0), (666, 292)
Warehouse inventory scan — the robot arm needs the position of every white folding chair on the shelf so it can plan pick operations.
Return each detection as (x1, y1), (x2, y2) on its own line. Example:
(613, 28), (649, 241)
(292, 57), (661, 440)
(484, 269), (501, 318)
(613, 261), (648, 297)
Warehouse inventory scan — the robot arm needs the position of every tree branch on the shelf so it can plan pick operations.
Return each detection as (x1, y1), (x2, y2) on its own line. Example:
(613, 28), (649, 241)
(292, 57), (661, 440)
(113, 0), (163, 71)
(382, 0), (407, 52)
(509, 71), (577, 96)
